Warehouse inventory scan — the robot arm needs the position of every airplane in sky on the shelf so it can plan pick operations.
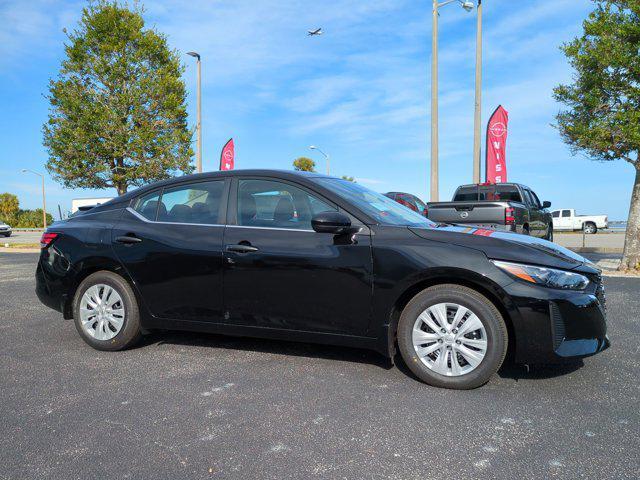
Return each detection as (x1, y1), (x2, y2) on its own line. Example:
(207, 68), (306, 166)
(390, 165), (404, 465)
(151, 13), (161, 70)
(307, 28), (323, 36)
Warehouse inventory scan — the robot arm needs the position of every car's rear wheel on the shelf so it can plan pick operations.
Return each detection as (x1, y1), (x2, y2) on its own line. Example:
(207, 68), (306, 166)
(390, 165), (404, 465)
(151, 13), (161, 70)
(546, 224), (554, 242)
(397, 284), (508, 389)
(73, 271), (142, 351)
(583, 222), (597, 234)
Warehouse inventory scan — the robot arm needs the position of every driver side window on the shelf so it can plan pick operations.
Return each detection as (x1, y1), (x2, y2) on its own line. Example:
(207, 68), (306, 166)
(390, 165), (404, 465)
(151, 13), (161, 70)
(237, 179), (337, 230)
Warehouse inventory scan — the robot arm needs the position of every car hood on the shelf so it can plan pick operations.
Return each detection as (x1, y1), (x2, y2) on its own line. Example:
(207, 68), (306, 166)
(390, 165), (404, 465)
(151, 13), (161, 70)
(409, 224), (594, 271)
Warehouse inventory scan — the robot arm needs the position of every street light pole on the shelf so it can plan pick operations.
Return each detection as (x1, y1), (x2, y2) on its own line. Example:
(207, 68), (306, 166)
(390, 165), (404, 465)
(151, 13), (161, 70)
(430, 0), (474, 201)
(187, 51), (202, 173)
(21, 169), (47, 229)
(472, 0), (483, 184)
(309, 146), (330, 175)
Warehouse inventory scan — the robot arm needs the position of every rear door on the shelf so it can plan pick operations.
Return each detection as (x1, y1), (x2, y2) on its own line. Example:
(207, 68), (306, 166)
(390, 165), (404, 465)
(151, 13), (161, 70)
(112, 179), (229, 322)
(222, 177), (373, 336)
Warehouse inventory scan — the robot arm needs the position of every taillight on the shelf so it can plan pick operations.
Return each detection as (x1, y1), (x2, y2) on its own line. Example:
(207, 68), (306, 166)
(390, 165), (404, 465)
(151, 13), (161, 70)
(505, 207), (515, 225)
(423, 206), (428, 217)
(40, 232), (58, 248)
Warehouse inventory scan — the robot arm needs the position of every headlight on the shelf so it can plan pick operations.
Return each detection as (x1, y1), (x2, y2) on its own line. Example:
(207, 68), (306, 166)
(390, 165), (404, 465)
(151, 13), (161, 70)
(492, 260), (589, 290)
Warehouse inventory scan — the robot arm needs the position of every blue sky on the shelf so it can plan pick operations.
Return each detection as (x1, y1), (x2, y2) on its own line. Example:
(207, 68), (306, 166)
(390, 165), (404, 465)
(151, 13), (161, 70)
(0, 0), (634, 220)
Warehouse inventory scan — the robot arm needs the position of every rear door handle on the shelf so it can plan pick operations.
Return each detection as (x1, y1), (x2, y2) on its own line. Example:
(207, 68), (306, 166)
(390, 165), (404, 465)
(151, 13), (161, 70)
(115, 235), (142, 244)
(226, 244), (258, 253)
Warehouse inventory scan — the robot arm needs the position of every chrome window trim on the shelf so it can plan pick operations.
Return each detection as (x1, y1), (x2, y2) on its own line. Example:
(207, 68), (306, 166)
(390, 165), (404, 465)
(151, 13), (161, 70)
(126, 207), (224, 227)
(127, 207), (315, 232)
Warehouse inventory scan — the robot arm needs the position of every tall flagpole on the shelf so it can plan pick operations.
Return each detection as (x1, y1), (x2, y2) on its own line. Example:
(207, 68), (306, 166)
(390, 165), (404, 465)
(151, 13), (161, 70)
(430, 0), (439, 201)
(472, 0), (483, 183)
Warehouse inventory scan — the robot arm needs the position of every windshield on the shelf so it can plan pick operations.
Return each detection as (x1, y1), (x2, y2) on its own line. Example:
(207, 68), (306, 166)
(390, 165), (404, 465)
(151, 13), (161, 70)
(318, 178), (436, 227)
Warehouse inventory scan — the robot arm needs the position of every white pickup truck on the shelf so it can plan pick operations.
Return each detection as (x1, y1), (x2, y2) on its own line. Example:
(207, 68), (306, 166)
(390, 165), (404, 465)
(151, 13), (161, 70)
(551, 209), (608, 234)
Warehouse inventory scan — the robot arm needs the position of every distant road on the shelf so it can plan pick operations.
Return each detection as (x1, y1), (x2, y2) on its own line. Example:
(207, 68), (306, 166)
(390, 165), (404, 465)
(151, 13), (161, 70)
(555, 232), (624, 251)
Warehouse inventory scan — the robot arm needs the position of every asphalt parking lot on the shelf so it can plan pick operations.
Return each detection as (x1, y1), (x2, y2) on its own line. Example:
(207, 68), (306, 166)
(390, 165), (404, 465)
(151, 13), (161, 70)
(0, 231), (42, 245)
(1, 253), (639, 480)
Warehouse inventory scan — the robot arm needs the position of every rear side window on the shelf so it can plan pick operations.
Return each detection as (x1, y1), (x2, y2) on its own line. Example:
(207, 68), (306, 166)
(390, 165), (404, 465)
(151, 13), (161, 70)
(562, 210), (571, 218)
(159, 181), (225, 224)
(133, 191), (161, 220)
(495, 186), (522, 202)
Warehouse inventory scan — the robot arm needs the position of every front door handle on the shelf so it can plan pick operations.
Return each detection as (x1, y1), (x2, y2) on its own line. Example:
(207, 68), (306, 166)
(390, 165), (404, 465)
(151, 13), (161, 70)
(115, 235), (142, 244)
(226, 244), (258, 253)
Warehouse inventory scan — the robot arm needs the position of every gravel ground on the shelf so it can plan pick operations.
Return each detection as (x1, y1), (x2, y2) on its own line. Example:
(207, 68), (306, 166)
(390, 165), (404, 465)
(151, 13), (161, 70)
(0, 253), (638, 480)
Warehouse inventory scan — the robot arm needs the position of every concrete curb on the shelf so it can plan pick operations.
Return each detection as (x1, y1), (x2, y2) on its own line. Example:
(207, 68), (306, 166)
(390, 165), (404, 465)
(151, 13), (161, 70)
(567, 247), (623, 254)
(0, 248), (40, 253)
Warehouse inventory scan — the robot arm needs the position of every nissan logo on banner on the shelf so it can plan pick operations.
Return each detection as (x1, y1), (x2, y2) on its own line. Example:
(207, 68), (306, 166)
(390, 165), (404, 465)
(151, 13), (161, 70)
(219, 138), (235, 171)
(486, 105), (509, 183)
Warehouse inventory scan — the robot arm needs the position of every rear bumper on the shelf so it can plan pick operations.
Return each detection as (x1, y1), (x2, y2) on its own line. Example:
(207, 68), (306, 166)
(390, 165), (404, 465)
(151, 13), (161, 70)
(458, 223), (518, 233)
(505, 280), (609, 364)
(35, 249), (72, 317)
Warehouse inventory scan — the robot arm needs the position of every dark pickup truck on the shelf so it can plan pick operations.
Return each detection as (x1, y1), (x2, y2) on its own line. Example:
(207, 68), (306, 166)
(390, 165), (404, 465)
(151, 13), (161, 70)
(427, 183), (554, 240)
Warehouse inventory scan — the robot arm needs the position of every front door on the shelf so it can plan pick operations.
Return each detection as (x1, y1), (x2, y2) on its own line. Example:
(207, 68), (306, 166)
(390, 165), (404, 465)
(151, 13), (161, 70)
(556, 210), (573, 230)
(112, 179), (228, 322)
(222, 177), (373, 336)
(523, 188), (544, 237)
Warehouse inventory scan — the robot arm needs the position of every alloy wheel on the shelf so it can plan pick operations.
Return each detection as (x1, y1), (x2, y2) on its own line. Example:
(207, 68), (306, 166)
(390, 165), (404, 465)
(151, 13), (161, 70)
(79, 284), (125, 340)
(412, 303), (487, 376)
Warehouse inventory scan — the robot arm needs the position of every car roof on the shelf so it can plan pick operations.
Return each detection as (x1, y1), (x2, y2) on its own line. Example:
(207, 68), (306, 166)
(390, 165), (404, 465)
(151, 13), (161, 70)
(106, 169), (332, 205)
(455, 183), (522, 188)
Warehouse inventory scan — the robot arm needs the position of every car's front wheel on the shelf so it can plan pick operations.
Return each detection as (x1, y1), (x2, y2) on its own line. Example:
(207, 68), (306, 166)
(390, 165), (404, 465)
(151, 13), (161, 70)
(73, 271), (142, 351)
(397, 284), (508, 389)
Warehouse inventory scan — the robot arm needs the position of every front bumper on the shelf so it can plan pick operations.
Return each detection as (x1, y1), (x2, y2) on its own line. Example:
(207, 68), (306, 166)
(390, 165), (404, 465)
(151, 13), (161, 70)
(504, 276), (609, 363)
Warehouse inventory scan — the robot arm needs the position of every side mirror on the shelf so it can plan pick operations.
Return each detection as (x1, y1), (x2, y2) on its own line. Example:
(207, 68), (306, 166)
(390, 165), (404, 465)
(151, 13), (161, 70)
(542, 201), (551, 209)
(312, 211), (353, 234)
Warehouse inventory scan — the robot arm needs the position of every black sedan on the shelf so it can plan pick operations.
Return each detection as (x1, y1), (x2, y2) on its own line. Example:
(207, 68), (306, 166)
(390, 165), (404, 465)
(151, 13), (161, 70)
(36, 170), (609, 389)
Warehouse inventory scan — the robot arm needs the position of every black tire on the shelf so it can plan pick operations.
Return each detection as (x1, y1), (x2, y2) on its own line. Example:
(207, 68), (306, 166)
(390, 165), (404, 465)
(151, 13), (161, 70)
(72, 271), (142, 351)
(545, 224), (554, 242)
(583, 222), (597, 234)
(522, 225), (530, 236)
(3, 232), (10, 237)
(397, 284), (508, 390)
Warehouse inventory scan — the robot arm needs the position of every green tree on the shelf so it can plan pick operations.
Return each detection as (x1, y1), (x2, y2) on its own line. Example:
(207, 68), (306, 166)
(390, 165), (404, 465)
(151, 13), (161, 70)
(43, 1), (193, 196)
(15, 210), (54, 229)
(341, 175), (355, 182)
(0, 193), (19, 224)
(293, 157), (316, 172)
(554, 0), (640, 271)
